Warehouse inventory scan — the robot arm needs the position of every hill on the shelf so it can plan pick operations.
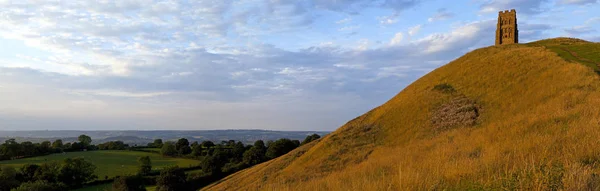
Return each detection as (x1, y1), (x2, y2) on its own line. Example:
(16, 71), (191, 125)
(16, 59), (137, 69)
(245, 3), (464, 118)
(203, 38), (600, 190)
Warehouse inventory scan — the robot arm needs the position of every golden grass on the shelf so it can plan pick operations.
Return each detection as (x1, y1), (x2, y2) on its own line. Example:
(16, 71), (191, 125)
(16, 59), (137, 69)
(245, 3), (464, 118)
(203, 39), (600, 191)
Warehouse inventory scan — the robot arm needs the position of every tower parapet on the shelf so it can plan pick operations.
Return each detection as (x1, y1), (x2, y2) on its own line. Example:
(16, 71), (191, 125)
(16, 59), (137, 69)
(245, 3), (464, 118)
(495, 9), (518, 45)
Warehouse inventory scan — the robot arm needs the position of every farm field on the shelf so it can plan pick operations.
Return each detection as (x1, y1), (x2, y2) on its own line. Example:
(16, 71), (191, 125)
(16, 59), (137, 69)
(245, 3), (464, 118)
(0, 150), (199, 179)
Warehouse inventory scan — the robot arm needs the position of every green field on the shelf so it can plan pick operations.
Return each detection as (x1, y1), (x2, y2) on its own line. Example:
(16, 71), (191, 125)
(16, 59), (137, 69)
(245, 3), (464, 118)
(73, 183), (112, 191)
(0, 150), (199, 179)
(138, 148), (161, 152)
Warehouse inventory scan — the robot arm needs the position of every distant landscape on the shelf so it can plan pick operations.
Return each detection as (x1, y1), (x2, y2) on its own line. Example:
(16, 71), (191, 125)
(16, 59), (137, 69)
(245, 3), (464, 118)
(0, 130), (330, 146)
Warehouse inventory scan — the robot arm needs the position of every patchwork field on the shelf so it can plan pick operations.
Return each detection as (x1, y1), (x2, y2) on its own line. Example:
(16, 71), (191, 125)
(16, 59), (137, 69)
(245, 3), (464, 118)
(0, 150), (199, 179)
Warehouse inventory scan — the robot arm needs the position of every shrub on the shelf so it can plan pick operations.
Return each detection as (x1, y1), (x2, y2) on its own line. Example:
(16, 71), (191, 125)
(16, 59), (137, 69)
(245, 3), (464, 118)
(433, 83), (456, 93)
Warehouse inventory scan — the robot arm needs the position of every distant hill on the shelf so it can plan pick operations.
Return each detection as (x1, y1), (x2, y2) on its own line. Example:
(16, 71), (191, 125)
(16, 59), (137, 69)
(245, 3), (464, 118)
(204, 38), (600, 190)
(0, 130), (329, 145)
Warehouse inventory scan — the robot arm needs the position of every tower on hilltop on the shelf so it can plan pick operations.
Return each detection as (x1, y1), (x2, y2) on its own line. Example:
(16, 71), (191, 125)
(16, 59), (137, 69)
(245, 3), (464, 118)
(495, 9), (518, 45)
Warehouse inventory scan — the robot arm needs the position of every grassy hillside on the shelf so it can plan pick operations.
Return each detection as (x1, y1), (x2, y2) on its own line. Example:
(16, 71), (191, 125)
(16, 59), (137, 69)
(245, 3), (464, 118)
(0, 150), (199, 179)
(203, 38), (600, 190)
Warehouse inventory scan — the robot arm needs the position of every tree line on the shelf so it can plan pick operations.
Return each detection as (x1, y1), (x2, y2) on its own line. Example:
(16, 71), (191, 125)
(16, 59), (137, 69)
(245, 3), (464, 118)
(0, 135), (95, 161)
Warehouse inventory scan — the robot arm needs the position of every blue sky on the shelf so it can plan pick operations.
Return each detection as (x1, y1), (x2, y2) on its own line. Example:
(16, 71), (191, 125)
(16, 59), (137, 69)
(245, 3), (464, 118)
(0, 0), (599, 131)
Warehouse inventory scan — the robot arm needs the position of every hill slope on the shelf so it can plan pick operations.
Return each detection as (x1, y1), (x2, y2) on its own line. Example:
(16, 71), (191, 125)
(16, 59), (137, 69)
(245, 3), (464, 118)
(204, 38), (600, 190)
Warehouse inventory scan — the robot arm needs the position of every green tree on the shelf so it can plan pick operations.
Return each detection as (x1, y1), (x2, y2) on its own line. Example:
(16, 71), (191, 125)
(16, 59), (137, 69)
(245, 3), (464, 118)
(200, 141), (215, 156)
(155, 167), (188, 191)
(151, 139), (163, 148)
(11, 180), (65, 191)
(0, 166), (20, 191)
(231, 141), (247, 163)
(265, 139), (299, 159)
(57, 158), (97, 187)
(137, 156), (152, 176)
(78, 135), (92, 148)
(19, 164), (40, 182)
(34, 162), (61, 183)
(242, 140), (266, 166)
(1, 139), (22, 158)
(40, 141), (52, 154)
(160, 142), (177, 157)
(51, 140), (64, 153)
(301, 134), (321, 145)
(111, 176), (146, 191)
(175, 138), (191, 155)
(191, 144), (203, 157)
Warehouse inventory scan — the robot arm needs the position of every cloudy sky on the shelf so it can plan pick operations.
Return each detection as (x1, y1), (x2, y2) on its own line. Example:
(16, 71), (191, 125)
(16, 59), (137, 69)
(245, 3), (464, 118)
(0, 0), (598, 131)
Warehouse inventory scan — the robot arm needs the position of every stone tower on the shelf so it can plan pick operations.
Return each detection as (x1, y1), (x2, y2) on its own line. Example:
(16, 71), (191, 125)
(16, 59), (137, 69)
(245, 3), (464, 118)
(495, 9), (518, 45)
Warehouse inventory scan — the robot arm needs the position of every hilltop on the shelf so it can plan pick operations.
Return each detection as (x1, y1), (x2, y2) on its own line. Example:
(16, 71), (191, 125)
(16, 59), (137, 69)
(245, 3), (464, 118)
(203, 38), (600, 190)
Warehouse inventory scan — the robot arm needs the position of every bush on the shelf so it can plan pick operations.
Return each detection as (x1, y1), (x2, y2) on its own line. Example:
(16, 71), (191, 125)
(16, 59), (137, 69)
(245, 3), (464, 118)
(11, 180), (66, 191)
(433, 83), (456, 93)
(112, 176), (146, 191)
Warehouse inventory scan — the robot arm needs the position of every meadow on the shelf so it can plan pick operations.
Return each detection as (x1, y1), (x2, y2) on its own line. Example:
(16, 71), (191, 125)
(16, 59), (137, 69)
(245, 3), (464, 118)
(0, 150), (199, 179)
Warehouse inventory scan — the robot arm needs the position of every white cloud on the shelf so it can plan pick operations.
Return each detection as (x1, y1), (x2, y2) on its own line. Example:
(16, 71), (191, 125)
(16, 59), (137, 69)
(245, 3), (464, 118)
(558, 0), (598, 5)
(390, 32), (404, 45)
(408, 25), (422, 36)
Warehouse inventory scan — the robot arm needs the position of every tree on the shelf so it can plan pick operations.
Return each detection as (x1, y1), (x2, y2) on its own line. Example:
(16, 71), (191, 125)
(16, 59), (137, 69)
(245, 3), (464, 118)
(201, 147), (227, 175)
(191, 144), (203, 157)
(20, 141), (36, 156)
(19, 164), (40, 182)
(0, 166), (20, 191)
(200, 141), (215, 156)
(34, 162), (61, 183)
(78, 135), (92, 148)
(175, 138), (191, 155)
(160, 142), (177, 157)
(51, 140), (63, 150)
(301, 134), (321, 145)
(40, 141), (52, 154)
(137, 156), (152, 176)
(242, 140), (266, 166)
(1, 139), (22, 158)
(155, 167), (188, 191)
(57, 158), (97, 187)
(231, 141), (246, 163)
(11, 180), (65, 191)
(265, 139), (299, 159)
(150, 139), (163, 148)
(111, 176), (146, 191)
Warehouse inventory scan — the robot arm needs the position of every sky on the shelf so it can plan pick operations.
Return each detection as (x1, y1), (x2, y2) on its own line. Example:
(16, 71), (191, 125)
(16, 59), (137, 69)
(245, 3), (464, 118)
(0, 0), (599, 131)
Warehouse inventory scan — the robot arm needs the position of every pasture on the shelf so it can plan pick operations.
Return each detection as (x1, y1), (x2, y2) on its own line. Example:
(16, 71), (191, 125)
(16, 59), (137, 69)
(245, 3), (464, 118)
(0, 150), (199, 179)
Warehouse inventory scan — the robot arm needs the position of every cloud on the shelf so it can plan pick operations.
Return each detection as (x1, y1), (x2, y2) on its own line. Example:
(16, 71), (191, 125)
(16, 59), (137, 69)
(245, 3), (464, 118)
(479, 0), (550, 14)
(564, 26), (597, 35)
(428, 8), (455, 22)
(390, 32), (405, 45)
(408, 25), (422, 36)
(558, 0), (598, 5)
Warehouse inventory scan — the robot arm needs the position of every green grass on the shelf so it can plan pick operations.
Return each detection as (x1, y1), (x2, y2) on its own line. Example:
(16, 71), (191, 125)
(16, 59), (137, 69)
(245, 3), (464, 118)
(73, 183), (112, 191)
(138, 148), (161, 152)
(0, 150), (199, 179)
(528, 38), (600, 73)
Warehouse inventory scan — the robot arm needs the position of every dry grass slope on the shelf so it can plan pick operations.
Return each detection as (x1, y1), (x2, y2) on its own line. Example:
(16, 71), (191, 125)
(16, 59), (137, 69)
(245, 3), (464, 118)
(203, 38), (600, 191)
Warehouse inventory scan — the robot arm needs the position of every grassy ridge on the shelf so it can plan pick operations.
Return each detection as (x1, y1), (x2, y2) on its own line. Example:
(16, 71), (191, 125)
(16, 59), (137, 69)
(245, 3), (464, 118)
(204, 38), (600, 190)
(0, 150), (199, 179)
